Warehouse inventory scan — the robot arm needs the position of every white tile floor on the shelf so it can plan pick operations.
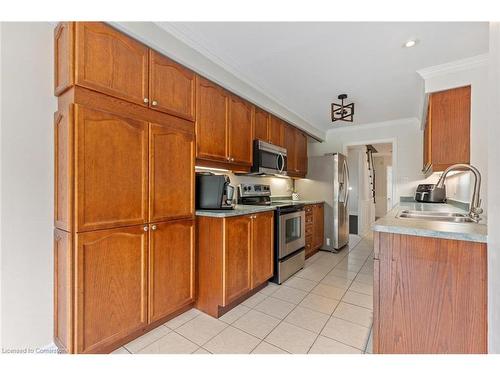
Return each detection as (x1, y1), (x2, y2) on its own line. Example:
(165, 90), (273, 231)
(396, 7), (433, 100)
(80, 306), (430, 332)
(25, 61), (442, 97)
(113, 233), (374, 354)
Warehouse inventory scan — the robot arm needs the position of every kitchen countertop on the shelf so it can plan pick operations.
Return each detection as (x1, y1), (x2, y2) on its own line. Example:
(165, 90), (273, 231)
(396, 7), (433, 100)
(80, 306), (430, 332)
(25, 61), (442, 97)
(195, 199), (325, 218)
(372, 201), (487, 243)
(195, 205), (276, 218)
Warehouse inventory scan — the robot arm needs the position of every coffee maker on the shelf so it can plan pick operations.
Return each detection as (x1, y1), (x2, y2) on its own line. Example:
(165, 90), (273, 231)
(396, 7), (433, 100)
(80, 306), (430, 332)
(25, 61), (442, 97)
(196, 173), (235, 210)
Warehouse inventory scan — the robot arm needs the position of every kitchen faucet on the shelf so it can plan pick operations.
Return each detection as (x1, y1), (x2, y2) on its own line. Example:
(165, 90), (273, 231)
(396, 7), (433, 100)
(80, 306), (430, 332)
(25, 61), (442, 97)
(435, 163), (483, 222)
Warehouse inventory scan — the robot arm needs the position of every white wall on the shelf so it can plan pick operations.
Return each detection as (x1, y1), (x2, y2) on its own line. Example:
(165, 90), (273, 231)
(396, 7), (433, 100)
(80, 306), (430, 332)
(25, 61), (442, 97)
(308, 118), (422, 204)
(373, 154), (392, 217)
(346, 147), (362, 214)
(487, 22), (500, 354)
(0, 22), (56, 349)
(420, 57), (489, 211)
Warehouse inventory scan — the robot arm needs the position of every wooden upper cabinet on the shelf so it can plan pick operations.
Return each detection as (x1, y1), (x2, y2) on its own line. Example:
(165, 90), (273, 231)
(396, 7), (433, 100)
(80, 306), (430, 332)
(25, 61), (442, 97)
(312, 204), (324, 249)
(269, 115), (285, 147)
(75, 225), (148, 353)
(251, 212), (274, 288)
(296, 130), (308, 176)
(149, 121), (194, 222)
(196, 76), (229, 162)
(149, 50), (195, 120)
(423, 85), (471, 174)
(149, 219), (195, 324)
(75, 105), (148, 232)
(75, 22), (149, 106)
(284, 124), (297, 174)
(54, 105), (74, 232)
(224, 215), (252, 305)
(254, 107), (270, 141)
(54, 22), (74, 95)
(228, 95), (253, 166)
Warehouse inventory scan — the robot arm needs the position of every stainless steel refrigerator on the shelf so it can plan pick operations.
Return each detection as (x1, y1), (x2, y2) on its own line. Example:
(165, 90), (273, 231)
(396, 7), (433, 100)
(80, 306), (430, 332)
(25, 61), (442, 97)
(295, 153), (350, 251)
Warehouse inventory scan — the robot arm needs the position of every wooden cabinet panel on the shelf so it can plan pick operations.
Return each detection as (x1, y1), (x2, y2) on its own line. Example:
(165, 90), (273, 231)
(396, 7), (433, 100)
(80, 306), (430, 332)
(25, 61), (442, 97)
(228, 95), (253, 165)
(269, 115), (284, 147)
(284, 124), (297, 173)
(296, 130), (308, 176)
(75, 22), (149, 106)
(312, 204), (324, 249)
(54, 229), (73, 353)
(149, 50), (195, 120)
(374, 232), (487, 354)
(54, 22), (74, 95)
(149, 121), (194, 222)
(75, 225), (148, 353)
(149, 220), (195, 323)
(423, 86), (470, 173)
(75, 105), (148, 232)
(54, 105), (74, 231)
(195, 76), (228, 161)
(254, 107), (269, 141)
(223, 216), (252, 305)
(251, 212), (274, 287)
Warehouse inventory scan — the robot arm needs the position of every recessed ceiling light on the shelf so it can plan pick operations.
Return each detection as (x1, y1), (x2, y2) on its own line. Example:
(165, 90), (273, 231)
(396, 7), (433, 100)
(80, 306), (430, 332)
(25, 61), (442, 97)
(404, 39), (418, 48)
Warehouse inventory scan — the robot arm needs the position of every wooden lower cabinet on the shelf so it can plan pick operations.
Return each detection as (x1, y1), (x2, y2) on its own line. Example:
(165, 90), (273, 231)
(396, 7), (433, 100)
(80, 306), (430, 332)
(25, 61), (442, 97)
(373, 231), (487, 354)
(305, 203), (324, 258)
(149, 219), (195, 323)
(196, 211), (274, 317)
(75, 225), (148, 354)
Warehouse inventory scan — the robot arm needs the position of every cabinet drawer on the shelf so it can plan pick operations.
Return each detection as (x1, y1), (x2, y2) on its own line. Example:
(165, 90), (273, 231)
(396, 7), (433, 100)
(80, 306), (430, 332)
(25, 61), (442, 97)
(305, 226), (313, 236)
(305, 205), (313, 214)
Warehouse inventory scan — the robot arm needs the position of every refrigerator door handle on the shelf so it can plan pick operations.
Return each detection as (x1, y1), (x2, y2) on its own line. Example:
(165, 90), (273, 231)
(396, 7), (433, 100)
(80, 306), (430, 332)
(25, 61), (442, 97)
(343, 159), (350, 205)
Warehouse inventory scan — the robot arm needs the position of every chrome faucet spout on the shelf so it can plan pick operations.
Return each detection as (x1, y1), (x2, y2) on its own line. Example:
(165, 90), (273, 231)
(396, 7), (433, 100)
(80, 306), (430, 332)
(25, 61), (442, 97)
(436, 164), (483, 222)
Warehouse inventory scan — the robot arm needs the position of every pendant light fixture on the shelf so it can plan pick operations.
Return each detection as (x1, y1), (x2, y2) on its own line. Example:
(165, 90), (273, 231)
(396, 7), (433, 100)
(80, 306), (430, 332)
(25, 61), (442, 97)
(331, 94), (354, 123)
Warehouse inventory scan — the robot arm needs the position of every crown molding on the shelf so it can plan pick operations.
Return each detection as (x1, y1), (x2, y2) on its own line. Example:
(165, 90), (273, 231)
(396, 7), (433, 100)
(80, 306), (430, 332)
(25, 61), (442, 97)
(327, 117), (419, 133)
(417, 53), (489, 80)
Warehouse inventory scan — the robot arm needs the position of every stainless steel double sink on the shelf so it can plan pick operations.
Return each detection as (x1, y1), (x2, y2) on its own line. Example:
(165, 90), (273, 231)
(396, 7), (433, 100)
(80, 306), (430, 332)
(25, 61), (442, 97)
(397, 210), (476, 223)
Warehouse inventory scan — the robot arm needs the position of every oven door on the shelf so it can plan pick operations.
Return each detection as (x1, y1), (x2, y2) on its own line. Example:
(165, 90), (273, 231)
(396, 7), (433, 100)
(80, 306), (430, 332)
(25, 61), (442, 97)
(279, 210), (306, 258)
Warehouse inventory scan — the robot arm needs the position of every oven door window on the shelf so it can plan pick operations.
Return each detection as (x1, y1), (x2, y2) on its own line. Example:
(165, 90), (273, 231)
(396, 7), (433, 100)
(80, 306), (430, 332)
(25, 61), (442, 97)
(285, 216), (302, 243)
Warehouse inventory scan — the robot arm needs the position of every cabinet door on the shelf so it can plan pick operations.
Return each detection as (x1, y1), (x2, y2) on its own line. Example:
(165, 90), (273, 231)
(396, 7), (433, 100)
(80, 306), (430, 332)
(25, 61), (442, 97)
(149, 50), (195, 120)
(254, 107), (269, 141)
(284, 124), (297, 174)
(149, 121), (194, 222)
(429, 86), (471, 170)
(269, 115), (284, 147)
(251, 212), (274, 287)
(313, 204), (324, 249)
(75, 105), (148, 232)
(224, 215), (252, 305)
(196, 76), (228, 161)
(75, 22), (149, 106)
(296, 130), (308, 176)
(149, 219), (195, 323)
(75, 225), (148, 353)
(54, 22), (74, 95)
(423, 109), (431, 173)
(54, 229), (73, 353)
(228, 95), (253, 165)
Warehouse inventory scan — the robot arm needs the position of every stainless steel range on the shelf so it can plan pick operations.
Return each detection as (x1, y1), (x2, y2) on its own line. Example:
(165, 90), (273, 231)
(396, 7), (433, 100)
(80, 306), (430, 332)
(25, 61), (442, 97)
(238, 184), (305, 284)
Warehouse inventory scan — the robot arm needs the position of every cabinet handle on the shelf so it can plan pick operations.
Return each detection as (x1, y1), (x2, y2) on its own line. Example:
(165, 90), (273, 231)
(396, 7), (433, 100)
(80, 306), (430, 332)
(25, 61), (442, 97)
(143, 226), (149, 232)
(151, 225), (157, 231)
(143, 98), (149, 104)
(152, 100), (158, 106)
(231, 157), (235, 162)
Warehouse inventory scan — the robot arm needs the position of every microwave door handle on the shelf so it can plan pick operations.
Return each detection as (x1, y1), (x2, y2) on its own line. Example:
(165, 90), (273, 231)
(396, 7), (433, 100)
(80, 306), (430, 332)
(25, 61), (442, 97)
(279, 153), (285, 173)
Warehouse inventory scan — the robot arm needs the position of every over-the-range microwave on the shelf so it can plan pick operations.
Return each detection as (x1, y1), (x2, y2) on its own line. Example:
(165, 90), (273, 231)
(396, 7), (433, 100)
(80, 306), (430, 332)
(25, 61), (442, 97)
(250, 140), (287, 176)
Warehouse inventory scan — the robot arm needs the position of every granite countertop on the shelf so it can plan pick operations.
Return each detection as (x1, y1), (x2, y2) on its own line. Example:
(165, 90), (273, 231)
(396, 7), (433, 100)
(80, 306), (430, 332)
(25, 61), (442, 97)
(372, 201), (487, 243)
(271, 199), (325, 206)
(195, 205), (276, 218)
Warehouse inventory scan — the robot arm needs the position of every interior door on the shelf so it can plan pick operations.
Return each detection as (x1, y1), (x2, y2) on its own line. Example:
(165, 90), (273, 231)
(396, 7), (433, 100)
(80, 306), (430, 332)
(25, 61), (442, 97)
(149, 219), (195, 323)
(224, 215), (252, 305)
(75, 22), (149, 106)
(75, 105), (148, 232)
(149, 120), (195, 222)
(75, 225), (148, 353)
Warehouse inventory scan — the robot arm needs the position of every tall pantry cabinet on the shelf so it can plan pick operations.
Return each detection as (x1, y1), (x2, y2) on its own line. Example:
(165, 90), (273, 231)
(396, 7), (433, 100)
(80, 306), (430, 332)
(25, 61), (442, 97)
(53, 22), (196, 353)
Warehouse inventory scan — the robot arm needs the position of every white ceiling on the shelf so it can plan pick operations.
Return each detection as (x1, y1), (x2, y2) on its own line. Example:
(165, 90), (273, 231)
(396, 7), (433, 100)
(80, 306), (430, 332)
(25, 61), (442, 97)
(156, 22), (488, 133)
